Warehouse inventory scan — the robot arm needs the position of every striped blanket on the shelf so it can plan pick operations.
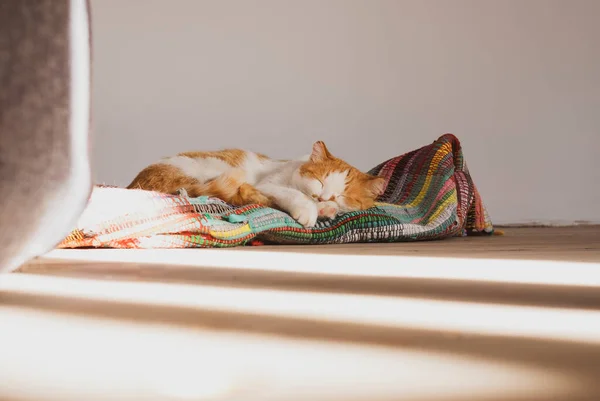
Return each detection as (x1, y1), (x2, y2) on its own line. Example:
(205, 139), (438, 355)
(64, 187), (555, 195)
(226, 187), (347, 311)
(59, 134), (495, 249)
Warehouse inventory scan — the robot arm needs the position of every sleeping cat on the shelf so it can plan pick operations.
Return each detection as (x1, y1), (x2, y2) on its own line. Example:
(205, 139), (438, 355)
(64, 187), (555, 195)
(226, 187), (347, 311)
(127, 141), (385, 227)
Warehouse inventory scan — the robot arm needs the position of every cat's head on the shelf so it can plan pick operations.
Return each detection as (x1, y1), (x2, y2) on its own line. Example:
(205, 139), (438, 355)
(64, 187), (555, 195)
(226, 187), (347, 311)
(296, 141), (385, 212)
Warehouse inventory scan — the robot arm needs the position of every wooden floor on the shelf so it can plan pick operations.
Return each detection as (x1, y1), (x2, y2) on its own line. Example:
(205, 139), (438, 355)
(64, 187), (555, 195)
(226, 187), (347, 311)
(1, 227), (600, 401)
(242, 226), (600, 262)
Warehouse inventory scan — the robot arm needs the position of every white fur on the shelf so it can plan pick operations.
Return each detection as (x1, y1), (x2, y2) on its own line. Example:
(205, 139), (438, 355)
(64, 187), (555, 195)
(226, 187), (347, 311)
(253, 159), (320, 226)
(317, 200), (339, 219)
(161, 152), (348, 227)
(322, 170), (348, 201)
(162, 156), (230, 183)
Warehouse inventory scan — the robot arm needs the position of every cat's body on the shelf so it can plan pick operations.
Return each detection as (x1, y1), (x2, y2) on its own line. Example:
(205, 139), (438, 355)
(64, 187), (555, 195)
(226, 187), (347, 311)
(128, 141), (384, 227)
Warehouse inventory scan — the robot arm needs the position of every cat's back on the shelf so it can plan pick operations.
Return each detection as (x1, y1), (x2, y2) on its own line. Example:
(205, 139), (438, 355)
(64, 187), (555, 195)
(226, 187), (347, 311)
(161, 148), (275, 184)
(176, 149), (264, 166)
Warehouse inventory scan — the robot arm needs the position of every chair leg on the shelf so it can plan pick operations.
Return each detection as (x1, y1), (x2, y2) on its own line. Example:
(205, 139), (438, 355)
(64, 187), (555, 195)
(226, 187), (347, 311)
(0, 0), (92, 273)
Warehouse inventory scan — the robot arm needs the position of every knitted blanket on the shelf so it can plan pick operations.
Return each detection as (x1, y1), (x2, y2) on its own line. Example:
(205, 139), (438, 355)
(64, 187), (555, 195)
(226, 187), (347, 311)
(58, 134), (495, 249)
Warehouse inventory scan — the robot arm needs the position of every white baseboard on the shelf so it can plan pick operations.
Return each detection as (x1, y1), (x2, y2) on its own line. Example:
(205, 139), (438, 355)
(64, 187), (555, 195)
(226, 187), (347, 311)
(495, 220), (600, 228)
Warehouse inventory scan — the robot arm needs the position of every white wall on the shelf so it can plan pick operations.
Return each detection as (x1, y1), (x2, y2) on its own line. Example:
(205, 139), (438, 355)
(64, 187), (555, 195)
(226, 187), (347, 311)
(90, 0), (600, 225)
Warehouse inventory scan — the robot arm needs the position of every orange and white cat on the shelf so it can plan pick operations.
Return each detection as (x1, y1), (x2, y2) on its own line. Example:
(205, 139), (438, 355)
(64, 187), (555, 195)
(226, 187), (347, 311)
(128, 141), (384, 227)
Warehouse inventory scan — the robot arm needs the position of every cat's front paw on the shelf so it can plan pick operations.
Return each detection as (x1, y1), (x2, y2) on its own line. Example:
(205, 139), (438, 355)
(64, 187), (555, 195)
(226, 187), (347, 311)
(317, 201), (339, 220)
(290, 200), (319, 227)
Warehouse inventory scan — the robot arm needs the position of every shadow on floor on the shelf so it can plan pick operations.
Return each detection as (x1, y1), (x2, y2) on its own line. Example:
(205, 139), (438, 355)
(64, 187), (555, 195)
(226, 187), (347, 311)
(18, 260), (600, 311)
(2, 282), (600, 400)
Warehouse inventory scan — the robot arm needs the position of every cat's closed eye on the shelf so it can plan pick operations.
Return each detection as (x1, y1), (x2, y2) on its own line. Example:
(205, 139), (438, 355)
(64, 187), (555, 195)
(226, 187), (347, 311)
(312, 194), (338, 202)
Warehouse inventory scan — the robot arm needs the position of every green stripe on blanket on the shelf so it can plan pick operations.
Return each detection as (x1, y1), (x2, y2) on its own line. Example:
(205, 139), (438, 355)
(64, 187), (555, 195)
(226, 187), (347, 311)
(59, 134), (495, 249)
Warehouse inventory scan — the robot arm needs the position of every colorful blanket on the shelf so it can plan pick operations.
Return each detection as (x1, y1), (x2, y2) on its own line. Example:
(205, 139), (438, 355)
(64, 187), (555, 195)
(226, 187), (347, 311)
(58, 134), (495, 249)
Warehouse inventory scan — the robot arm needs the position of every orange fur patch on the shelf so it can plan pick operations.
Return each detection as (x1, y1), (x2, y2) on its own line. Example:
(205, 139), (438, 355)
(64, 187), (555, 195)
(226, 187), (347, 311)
(256, 152), (270, 161)
(178, 149), (247, 167)
(127, 164), (272, 206)
(127, 163), (201, 194)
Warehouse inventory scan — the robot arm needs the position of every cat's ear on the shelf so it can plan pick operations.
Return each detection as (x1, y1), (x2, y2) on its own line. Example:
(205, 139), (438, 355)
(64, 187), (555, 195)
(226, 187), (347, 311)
(310, 141), (333, 162)
(367, 176), (386, 197)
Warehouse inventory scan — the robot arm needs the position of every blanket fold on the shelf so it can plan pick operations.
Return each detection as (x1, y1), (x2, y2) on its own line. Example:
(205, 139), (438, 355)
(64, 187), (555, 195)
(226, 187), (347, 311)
(59, 134), (494, 249)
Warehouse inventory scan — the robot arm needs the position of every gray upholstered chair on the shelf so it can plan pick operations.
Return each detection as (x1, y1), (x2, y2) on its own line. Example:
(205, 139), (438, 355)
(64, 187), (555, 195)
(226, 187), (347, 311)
(0, 0), (92, 272)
